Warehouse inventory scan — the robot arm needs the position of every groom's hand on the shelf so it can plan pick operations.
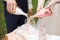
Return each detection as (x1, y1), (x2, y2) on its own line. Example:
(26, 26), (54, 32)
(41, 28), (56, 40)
(28, 9), (33, 17)
(6, 0), (17, 14)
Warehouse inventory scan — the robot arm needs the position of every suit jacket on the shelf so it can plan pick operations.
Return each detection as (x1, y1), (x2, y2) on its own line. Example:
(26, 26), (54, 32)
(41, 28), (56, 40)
(4, 0), (28, 13)
(16, 0), (28, 13)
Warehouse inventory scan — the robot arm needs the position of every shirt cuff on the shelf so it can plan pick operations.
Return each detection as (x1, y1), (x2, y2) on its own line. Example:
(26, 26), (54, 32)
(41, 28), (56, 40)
(28, 3), (33, 9)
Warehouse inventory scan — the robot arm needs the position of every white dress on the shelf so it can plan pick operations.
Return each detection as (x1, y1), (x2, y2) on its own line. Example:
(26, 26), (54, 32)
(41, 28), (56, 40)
(36, 0), (60, 40)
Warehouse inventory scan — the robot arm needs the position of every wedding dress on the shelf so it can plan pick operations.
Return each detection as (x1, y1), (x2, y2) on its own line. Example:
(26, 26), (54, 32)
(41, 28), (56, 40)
(36, 0), (60, 40)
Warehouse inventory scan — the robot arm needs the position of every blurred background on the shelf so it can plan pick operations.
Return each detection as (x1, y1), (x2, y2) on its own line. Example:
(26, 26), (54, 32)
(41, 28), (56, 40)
(0, 0), (7, 40)
(0, 0), (37, 40)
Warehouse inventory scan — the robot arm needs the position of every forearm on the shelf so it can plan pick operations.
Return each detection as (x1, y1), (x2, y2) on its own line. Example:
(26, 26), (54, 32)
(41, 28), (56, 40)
(37, 0), (45, 11)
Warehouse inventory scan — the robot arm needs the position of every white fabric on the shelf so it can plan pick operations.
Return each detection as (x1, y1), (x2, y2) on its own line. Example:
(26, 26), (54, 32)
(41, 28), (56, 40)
(14, 7), (28, 17)
(46, 34), (60, 40)
(13, 23), (39, 40)
(46, 4), (60, 35)
(37, 0), (60, 36)
(6, 22), (60, 40)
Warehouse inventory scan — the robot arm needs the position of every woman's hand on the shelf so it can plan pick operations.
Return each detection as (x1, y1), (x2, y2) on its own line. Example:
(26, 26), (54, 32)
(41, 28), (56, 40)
(6, 0), (17, 14)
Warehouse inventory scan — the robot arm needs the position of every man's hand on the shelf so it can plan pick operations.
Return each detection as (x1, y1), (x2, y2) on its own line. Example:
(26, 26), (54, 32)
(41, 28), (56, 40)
(6, 0), (17, 14)
(28, 9), (33, 17)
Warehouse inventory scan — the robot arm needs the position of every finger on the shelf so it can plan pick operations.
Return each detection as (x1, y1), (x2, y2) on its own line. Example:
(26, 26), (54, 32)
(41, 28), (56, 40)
(9, 3), (12, 13)
(7, 3), (11, 13)
(12, 3), (16, 13)
(10, 3), (13, 14)
(9, 4), (11, 13)
(11, 3), (16, 14)
(9, 3), (14, 14)
(7, 3), (10, 13)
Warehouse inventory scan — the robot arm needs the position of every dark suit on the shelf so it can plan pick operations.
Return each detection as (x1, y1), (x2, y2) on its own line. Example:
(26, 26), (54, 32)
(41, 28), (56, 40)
(3, 0), (28, 33)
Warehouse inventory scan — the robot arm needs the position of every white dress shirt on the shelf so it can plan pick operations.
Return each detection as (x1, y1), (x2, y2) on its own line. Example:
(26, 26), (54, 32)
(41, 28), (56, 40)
(28, 0), (33, 9)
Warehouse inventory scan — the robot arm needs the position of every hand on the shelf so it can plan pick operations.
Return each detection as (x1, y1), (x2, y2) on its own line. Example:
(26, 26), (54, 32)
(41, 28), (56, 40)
(6, 0), (17, 14)
(33, 7), (52, 18)
(28, 9), (33, 17)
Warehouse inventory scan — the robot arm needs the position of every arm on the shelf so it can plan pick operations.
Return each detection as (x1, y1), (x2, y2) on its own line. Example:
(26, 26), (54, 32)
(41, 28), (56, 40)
(37, 0), (45, 12)
(46, 0), (60, 8)
(28, 0), (33, 16)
